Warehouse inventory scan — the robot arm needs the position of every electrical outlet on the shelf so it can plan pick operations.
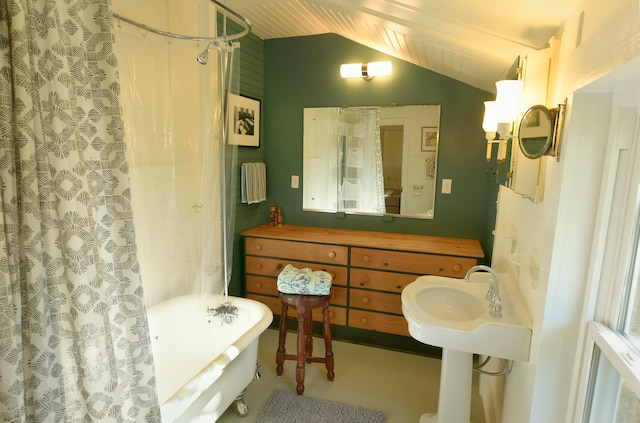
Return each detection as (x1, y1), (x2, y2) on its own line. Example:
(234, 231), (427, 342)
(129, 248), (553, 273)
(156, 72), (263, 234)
(442, 179), (452, 194)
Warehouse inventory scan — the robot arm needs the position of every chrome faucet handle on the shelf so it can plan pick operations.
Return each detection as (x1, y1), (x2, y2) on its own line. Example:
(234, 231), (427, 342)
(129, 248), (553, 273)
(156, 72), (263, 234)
(486, 278), (502, 299)
(485, 282), (496, 301)
(489, 299), (503, 318)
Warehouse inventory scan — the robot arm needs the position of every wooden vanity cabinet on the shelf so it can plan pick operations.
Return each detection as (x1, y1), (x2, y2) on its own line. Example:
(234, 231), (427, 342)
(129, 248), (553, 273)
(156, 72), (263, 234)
(241, 224), (484, 341)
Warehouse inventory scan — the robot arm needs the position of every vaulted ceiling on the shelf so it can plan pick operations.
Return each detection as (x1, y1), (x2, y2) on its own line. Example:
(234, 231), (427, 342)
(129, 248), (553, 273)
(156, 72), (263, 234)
(227, 0), (582, 93)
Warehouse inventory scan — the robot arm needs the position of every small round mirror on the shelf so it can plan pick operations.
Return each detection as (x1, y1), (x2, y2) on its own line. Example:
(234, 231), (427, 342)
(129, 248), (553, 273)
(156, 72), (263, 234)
(518, 105), (554, 159)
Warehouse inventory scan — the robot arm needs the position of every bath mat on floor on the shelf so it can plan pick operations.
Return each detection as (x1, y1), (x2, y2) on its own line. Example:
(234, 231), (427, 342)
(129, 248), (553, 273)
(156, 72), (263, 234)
(254, 389), (386, 423)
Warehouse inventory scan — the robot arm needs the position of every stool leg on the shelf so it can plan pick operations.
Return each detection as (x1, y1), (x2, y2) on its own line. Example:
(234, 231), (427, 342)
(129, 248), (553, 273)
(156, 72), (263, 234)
(304, 309), (313, 363)
(276, 303), (288, 376)
(322, 304), (335, 381)
(296, 308), (307, 395)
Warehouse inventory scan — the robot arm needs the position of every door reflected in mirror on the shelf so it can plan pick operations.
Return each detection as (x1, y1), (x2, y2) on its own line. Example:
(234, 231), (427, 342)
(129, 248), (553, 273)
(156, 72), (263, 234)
(303, 105), (441, 219)
(381, 125), (403, 214)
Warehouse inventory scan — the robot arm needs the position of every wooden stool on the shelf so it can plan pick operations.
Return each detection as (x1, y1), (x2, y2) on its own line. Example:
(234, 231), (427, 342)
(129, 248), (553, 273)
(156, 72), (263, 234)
(276, 292), (335, 395)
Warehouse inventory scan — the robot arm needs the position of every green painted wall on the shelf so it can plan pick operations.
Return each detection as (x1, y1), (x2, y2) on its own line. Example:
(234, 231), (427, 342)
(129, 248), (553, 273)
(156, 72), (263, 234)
(228, 31), (503, 296)
(263, 34), (495, 256)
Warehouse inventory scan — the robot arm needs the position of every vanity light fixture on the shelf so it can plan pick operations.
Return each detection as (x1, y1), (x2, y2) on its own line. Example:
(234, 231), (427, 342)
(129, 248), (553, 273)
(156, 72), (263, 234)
(340, 61), (392, 80)
(482, 100), (499, 158)
(482, 79), (523, 162)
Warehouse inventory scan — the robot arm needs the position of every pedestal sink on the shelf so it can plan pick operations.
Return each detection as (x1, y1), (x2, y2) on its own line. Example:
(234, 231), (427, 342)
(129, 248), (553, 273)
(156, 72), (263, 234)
(402, 273), (532, 423)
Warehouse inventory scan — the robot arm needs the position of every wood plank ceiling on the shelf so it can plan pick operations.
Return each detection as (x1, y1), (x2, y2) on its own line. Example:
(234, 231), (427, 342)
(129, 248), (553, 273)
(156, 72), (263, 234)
(226, 0), (582, 93)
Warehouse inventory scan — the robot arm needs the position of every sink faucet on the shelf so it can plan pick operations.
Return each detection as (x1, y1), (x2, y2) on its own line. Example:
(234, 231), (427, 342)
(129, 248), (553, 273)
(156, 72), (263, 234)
(464, 265), (502, 318)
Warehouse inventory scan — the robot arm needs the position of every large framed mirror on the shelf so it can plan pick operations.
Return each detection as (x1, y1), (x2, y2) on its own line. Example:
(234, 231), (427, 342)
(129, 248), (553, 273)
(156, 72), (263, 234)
(303, 105), (441, 219)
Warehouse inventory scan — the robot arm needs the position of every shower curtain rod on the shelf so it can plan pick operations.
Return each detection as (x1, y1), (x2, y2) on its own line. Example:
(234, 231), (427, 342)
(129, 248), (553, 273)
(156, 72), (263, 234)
(112, 0), (251, 43)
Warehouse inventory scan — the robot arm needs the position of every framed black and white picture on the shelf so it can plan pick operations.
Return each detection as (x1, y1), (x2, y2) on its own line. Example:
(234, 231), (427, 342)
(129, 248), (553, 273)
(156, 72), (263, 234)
(229, 94), (260, 147)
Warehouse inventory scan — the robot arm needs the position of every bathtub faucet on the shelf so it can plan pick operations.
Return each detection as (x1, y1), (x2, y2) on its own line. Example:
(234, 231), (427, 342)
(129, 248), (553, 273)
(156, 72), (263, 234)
(207, 302), (239, 324)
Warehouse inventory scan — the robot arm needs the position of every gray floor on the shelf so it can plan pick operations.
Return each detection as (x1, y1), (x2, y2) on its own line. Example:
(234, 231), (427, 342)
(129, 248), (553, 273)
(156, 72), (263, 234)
(217, 328), (485, 423)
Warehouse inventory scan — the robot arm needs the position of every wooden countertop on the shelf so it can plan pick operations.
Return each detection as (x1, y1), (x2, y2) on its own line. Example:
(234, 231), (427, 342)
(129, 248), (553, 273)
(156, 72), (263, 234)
(241, 224), (484, 259)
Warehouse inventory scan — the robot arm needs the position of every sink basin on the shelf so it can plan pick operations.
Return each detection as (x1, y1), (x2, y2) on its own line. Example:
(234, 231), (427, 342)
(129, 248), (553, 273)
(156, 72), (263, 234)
(403, 272), (532, 423)
(416, 286), (483, 322)
(402, 274), (532, 362)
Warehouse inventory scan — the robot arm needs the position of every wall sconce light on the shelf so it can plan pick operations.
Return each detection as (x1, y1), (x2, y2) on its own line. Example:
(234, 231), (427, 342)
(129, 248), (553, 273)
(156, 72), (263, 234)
(340, 61), (392, 80)
(482, 79), (523, 162)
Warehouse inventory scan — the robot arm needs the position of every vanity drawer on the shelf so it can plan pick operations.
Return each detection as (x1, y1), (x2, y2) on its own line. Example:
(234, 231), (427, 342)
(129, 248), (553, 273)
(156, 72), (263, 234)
(330, 286), (348, 306)
(350, 247), (476, 278)
(348, 309), (410, 337)
(349, 289), (402, 315)
(245, 237), (348, 266)
(247, 293), (347, 326)
(246, 275), (347, 306)
(245, 256), (348, 285)
(248, 293), (282, 316)
(350, 268), (418, 293)
(246, 275), (280, 296)
(312, 306), (347, 326)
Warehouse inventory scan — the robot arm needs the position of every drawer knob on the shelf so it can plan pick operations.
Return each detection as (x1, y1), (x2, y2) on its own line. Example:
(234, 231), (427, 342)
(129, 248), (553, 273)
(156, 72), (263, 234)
(330, 272), (336, 279)
(256, 282), (262, 289)
(329, 311), (335, 319)
(452, 264), (462, 272)
(255, 243), (262, 251)
(360, 317), (368, 324)
(362, 255), (371, 263)
(328, 251), (336, 259)
(255, 263), (263, 270)
(362, 275), (370, 283)
(361, 297), (369, 304)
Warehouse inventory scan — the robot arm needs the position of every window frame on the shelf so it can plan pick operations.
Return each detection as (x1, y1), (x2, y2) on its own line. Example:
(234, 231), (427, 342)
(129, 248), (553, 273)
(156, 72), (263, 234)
(572, 105), (640, 422)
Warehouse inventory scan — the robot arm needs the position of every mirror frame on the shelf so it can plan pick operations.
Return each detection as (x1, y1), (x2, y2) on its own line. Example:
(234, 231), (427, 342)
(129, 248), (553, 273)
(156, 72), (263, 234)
(517, 101), (567, 161)
(302, 105), (441, 219)
(518, 105), (554, 159)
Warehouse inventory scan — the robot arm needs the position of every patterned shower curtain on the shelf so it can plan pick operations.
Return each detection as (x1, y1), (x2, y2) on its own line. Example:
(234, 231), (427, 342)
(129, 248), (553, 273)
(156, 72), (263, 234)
(0, 1), (160, 422)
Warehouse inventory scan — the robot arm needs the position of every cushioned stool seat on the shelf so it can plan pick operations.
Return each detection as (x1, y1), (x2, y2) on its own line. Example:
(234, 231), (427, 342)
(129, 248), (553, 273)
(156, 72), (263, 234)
(276, 292), (334, 395)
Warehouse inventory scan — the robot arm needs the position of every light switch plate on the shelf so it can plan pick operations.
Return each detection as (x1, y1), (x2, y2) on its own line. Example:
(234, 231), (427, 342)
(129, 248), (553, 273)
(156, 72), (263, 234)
(291, 175), (299, 189)
(442, 178), (452, 194)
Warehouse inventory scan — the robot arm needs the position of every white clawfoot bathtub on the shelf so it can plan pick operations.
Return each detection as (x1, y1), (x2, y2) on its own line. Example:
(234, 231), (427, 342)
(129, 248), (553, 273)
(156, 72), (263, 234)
(146, 294), (273, 422)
